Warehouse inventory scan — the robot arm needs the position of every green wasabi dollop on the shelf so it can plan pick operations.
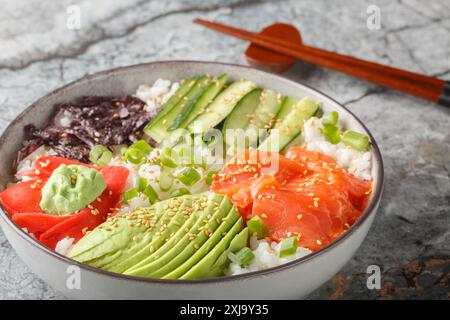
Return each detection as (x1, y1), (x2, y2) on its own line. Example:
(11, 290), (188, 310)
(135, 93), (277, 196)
(40, 164), (106, 215)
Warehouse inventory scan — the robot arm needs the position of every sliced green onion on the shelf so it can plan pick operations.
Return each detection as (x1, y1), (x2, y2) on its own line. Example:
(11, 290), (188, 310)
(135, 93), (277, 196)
(321, 111), (339, 126)
(143, 184), (159, 204)
(176, 167), (201, 187)
(160, 147), (178, 168)
(89, 145), (112, 167)
(247, 215), (270, 239)
(280, 236), (298, 258)
(178, 145), (195, 165)
(123, 188), (138, 204)
(137, 177), (148, 192)
(170, 188), (191, 198)
(322, 124), (341, 144)
(159, 170), (174, 192)
(231, 247), (255, 267)
(124, 140), (153, 164)
(341, 130), (369, 151)
(205, 170), (217, 186)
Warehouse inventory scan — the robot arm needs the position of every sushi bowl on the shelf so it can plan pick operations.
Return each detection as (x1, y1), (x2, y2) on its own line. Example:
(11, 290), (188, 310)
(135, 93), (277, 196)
(0, 61), (383, 299)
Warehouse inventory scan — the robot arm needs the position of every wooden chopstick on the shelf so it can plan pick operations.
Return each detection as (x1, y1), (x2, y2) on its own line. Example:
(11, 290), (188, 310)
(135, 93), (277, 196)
(194, 18), (449, 105)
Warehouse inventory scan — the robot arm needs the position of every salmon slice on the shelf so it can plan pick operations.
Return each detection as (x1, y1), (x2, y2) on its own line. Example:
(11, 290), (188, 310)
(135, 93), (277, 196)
(212, 148), (306, 207)
(212, 147), (372, 251)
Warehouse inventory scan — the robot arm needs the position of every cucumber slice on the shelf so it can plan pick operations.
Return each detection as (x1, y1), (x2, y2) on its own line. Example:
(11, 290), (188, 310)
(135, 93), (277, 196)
(168, 76), (213, 130)
(274, 96), (297, 127)
(222, 88), (262, 132)
(145, 75), (210, 143)
(283, 131), (303, 150)
(259, 98), (319, 152)
(245, 89), (283, 147)
(144, 78), (196, 132)
(187, 80), (256, 134)
(174, 74), (228, 129)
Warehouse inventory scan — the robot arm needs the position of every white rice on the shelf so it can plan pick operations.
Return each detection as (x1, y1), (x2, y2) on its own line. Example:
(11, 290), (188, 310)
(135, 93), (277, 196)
(135, 78), (179, 117)
(55, 237), (75, 256)
(227, 236), (312, 276)
(15, 145), (57, 182)
(302, 117), (372, 180)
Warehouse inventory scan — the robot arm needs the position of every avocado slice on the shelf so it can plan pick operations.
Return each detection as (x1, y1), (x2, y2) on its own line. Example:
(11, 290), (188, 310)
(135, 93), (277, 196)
(123, 193), (225, 274)
(69, 198), (179, 268)
(258, 97), (320, 152)
(69, 195), (205, 273)
(180, 221), (248, 280)
(107, 195), (205, 273)
(125, 195), (233, 277)
(207, 227), (249, 278)
(162, 206), (240, 279)
(68, 206), (158, 263)
(101, 197), (191, 271)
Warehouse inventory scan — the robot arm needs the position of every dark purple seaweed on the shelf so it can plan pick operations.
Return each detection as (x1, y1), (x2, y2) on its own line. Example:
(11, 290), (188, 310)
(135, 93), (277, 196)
(17, 96), (156, 165)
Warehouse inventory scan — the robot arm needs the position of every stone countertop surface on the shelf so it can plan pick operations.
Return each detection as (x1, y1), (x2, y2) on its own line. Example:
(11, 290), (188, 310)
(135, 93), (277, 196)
(0, 0), (449, 300)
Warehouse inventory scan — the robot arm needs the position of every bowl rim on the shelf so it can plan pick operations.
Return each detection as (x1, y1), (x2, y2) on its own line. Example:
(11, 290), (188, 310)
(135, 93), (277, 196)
(0, 60), (384, 285)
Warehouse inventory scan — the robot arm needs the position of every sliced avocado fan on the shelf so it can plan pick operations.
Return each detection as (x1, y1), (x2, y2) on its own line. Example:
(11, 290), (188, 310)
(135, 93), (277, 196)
(68, 195), (205, 271)
(68, 193), (249, 279)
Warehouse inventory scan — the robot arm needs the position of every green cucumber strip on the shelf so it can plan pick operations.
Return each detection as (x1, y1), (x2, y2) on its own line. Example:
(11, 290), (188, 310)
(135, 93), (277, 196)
(222, 88), (262, 132)
(245, 89), (283, 147)
(168, 76), (213, 130)
(145, 75), (209, 143)
(259, 97), (319, 152)
(176, 74), (228, 129)
(187, 80), (256, 134)
(274, 96), (297, 127)
(144, 78), (196, 131)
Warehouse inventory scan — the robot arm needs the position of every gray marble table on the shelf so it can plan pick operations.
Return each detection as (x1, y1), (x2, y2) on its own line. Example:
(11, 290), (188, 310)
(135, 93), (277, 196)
(0, 0), (449, 300)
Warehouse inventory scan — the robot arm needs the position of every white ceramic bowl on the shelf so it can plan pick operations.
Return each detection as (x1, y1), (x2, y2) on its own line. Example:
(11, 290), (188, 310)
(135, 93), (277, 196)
(0, 61), (384, 299)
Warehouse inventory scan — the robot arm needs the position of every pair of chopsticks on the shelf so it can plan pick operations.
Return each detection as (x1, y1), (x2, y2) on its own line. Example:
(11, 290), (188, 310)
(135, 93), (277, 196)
(194, 18), (450, 107)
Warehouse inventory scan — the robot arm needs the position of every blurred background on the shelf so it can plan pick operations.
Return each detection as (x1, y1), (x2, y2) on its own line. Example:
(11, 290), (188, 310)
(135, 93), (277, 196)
(0, 0), (449, 299)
